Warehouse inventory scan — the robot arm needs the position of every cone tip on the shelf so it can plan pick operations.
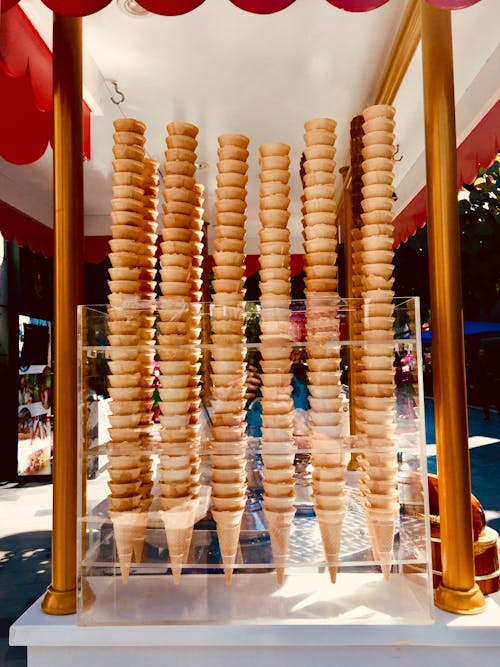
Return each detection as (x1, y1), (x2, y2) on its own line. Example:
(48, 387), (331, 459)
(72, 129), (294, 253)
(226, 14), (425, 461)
(119, 563), (131, 584)
(171, 566), (182, 585)
(133, 540), (144, 564)
(328, 566), (337, 584)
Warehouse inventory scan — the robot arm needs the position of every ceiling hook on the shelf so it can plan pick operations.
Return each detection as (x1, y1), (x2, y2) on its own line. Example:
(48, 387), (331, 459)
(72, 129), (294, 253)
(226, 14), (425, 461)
(109, 80), (125, 105)
(393, 143), (403, 162)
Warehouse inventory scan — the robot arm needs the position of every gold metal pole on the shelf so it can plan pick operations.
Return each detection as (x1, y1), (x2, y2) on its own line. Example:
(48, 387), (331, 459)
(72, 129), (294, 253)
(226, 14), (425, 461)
(340, 165), (360, 471)
(339, 167), (352, 300)
(336, 0), (421, 217)
(373, 0), (421, 106)
(339, 166), (356, 424)
(42, 13), (83, 615)
(421, 0), (485, 615)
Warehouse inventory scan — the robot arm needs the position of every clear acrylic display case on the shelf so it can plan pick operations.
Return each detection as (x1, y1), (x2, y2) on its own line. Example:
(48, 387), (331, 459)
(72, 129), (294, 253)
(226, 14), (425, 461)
(77, 297), (434, 625)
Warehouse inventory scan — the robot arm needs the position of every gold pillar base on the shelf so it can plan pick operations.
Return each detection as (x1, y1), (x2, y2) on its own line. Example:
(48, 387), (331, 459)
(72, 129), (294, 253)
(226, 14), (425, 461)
(41, 585), (76, 616)
(434, 582), (486, 615)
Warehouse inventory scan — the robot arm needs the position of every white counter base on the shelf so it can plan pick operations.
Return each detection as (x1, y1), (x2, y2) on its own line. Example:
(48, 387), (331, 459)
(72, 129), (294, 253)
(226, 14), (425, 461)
(10, 581), (500, 667)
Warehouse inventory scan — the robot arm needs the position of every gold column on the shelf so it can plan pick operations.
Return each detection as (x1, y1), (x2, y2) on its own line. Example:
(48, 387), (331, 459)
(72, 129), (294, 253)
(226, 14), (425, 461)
(339, 167), (353, 300)
(373, 0), (421, 105)
(421, 0), (485, 615)
(339, 166), (357, 438)
(42, 13), (83, 615)
(336, 0), (421, 218)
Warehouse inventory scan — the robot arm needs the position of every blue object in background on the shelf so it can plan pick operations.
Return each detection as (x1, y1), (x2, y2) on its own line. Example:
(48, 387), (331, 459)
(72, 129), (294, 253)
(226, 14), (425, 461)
(246, 373), (310, 438)
(421, 320), (500, 344)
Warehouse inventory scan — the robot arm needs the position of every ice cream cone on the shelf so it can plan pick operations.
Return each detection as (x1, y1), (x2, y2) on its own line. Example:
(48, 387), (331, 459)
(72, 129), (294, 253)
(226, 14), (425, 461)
(108, 493), (141, 512)
(263, 507), (296, 584)
(211, 507), (245, 584)
(132, 498), (153, 563)
(362, 102), (396, 120)
(108, 467), (141, 483)
(159, 497), (199, 584)
(261, 451), (296, 469)
(210, 495), (246, 512)
(109, 510), (142, 583)
(315, 506), (346, 583)
(367, 507), (398, 580)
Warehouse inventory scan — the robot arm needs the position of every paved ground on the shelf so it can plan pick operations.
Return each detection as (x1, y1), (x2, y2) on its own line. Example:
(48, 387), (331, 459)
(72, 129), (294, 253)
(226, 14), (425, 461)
(1, 398), (499, 666)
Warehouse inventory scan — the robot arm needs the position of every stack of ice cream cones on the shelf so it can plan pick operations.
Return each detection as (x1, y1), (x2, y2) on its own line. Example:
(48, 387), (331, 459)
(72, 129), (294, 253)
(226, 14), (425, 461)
(349, 117), (367, 442)
(358, 103), (399, 579)
(302, 117), (346, 583)
(257, 141), (296, 584)
(209, 133), (250, 584)
(129, 156), (161, 561)
(156, 120), (202, 583)
(107, 117), (159, 581)
(188, 181), (205, 497)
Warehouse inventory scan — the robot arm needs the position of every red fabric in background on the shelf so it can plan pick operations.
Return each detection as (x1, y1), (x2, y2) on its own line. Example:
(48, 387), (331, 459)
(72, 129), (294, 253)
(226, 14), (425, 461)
(229, 0), (296, 13)
(0, 5), (91, 164)
(456, 100), (500, 187)
(325, 0), (390, 11)
(0, 66), (53, 164)
(0, 0), (484, 15)
(393, 99), (500, 247)
(0, 1), (493, 256)
(83, 236), (112, 264)
(0, 200), (53, 257)
(189, 254), (302, 279)
(0, 201), (308, 269)
(38, 0), (112, 15)
(138, 0), (205, 15)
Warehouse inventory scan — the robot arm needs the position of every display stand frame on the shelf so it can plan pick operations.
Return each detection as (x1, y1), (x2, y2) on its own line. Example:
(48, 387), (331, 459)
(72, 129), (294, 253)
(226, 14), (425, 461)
(75, 296), (434, 627)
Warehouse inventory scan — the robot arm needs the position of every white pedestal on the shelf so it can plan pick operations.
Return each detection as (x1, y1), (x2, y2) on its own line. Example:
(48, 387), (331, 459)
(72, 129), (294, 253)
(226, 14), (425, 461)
(10, 588), (500, 667)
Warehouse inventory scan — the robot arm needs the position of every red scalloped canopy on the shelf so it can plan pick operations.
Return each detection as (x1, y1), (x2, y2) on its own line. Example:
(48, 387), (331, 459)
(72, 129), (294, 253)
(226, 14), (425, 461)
(0, 0), (484, 15)
(0, 5), (91, 164)
(392, 98), (500, 248)
(0, 0), (493, 263)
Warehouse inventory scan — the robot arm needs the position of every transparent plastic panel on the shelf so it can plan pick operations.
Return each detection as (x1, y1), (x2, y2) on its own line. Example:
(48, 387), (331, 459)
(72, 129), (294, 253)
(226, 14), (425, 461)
(77, 298), (434, 625)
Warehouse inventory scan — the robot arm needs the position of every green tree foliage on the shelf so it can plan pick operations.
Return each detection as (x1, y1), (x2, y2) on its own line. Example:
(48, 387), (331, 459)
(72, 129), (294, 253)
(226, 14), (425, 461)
(394, 152), (500, 321)
(459, 155), (500, 319)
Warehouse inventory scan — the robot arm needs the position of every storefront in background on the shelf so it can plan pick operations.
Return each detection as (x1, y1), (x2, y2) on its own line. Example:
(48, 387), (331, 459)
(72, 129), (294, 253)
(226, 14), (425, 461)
(17, 316), (52, 476)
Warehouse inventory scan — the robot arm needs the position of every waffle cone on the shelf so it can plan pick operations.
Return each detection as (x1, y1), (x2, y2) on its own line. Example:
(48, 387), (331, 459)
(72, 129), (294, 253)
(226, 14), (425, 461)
(132, 499), (153, 563)
(367, 507), (397, 580)
(109, 510), (142, 583)
(159, 497), (199, 584)
(314, 506), (346, 583)
(211, 507), (245, 585)
(263, 507), (296, 585)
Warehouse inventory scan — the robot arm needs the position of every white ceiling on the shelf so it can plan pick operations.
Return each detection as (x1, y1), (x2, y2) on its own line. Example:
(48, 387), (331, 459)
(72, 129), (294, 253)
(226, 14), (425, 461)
(1, 0), (498, 255)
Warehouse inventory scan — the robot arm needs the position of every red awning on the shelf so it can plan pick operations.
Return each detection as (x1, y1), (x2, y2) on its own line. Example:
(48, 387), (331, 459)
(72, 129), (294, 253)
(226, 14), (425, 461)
(205, 254), (303, 278)
(0, 200), (54, 257)
(0, 198), (113, 262)
(0, 0), (491, 261)
(393, 98), (500, 248)
(0, 202), (307, 269)
(0, 5), (91, 164)
(0, 0), (484, 16)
